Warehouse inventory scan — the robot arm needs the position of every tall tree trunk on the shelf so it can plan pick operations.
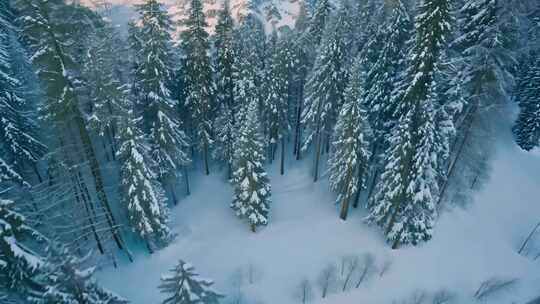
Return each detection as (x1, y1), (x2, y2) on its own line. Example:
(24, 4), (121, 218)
(294, 71), (305, 160)
(169, 182), (178, 205)
(352, 165), (365, 209)
(280, 137), (285, 175)
(203, 140), (210, 175)
(313, 132), (322, 182)
(184, 167), (191, 196)
(251, 223), (256, 233)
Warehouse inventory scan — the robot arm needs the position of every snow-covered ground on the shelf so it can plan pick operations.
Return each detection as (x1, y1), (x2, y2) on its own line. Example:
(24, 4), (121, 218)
(96, 107), (540, 304)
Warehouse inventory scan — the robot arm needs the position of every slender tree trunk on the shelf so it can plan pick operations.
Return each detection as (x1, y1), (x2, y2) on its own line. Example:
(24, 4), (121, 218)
(101, 138), (110, 162)
(251, 223), (256, 233)
(170, 182), (178, 205)
(294, 71), (305, 160)
(280, 137), (285, 175)
(352, 165), (366, 209)
(184, 167), (191, 196)
(340, 196), (351, 221)
(204, 140), (210, 175)
(313, 132), (322, 182)
(72, 170), (104, 255)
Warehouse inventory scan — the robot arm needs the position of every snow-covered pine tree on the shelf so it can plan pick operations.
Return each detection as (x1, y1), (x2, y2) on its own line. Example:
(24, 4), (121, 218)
(513, 56), (540, 150)
(134, 0), (191, 202)
(361, 0), (412, 204)
(0, 1), (45, 184)
(231, 101), (271, 232)
(232, 14), (265, 123)
(302, 8), (350, 182)
(0, 199), (44, 296)
(213, 0), (236, 178)
(301, 0), (331, 50)
(181, 0), (215, 176)
(265, 29), (296, 175)
(328, 60), (371, 221)
(15, 0), (130, 253)
(118, 110), (171, 252)
(368, 0), (452, 249)
(36, 243), (128, 304)
(84, 21), (126, 161)
(159, 260), (223, 304)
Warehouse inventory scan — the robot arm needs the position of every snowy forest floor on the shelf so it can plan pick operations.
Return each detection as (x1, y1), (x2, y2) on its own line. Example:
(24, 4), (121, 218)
(96, 107), (540, 304)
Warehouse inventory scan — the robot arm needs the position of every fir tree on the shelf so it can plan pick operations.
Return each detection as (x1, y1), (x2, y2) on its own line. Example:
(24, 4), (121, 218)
(0, 1), (45, 184)
(368, 0), (452, 249)
(513, 56), (540, 150)
(231, 101), (271, 232)
(265, 30), (295, 175)
(37, 243), (128, 304)
(302, 9), (350, 182)
(134, 0), (191, 200)
(328, 61), (371, 221)
(159, 260), (223, 304)
(15, 0), (130, 253)
(301, 0), (331, 49)
(0, 199), (44, 295)
(213, 0), (236, 178)
(181, 0), (215, 175)
(118, 110), (171, 252)
(84, 21), (126, 160)
(361, 0), (412, 205)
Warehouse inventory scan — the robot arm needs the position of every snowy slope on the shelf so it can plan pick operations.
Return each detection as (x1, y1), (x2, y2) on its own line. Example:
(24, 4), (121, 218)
(96, 105), (540, 304)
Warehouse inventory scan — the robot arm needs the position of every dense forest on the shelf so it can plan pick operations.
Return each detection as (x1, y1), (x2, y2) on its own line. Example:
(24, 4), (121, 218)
(1, 0), (540, 302)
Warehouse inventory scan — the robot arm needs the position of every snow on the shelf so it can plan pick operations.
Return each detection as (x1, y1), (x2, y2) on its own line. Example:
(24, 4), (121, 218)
(97, 107), (540, 303)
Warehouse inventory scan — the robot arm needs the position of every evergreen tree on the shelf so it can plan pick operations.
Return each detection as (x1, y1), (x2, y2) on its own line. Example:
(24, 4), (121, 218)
(213, 0), (236, 178)
(36, 244), (128, 304)
(15, 0), (130, 253)
(361, 0), (412, 205)
(231, 101), (271, 232)
(0, 199), (44, 296)
(328, 61), (371, 221)
(84, 21), (126, 160)
(265, 30), (296, 175)
(181, 0), (215, 175)
(0, 1), (45, 184)
(159, 260), (223, 304)
(302, 9), (350, 182)
(232, 14), (265, 123)
(134, 0), (191, 200)
(118, 110), (171, 252)
(368, 0), (452, 249)
(513, 57), (540, 150)
(301, 0), (331, 49)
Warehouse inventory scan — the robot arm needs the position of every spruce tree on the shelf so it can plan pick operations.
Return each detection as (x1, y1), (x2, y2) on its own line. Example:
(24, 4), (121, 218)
(181, 0), (215, 176)
(118, 110), (171, 252)
(265, 30), (296, 175)
(328, 61), (371, 221)
(0, 199), (44, 295)
(231, 101), (271, 232)
(368, 0), (452, 249)
(84, 21), (125, 160)
(513, 56), (540, 150)
(213, 0), (236, 178)
(37, 243), (128, 304)
(15, 0), (130, 253)
(361, 0), (412, 205)
(134, 0), (191, 200)
(301, 0), (331, 49)
(0, 1), (45, 184)
(302, 9), (350, 182)
(159, 260), (223, 304)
